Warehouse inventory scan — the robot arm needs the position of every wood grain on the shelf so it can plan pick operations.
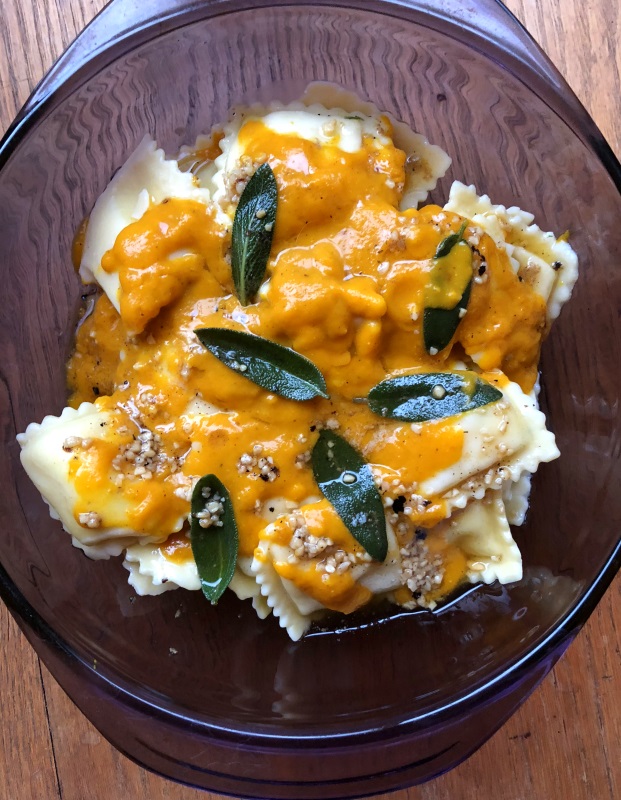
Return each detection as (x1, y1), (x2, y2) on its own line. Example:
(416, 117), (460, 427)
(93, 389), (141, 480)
(0, 1), (619, 798)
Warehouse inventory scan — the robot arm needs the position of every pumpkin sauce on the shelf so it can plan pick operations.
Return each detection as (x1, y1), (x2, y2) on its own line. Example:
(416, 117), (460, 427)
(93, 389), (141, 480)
(67, 117), (547, 619)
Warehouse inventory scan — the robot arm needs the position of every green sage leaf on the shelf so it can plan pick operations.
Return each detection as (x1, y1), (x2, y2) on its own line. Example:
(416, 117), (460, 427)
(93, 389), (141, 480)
(367, 371), (503, 422)
(195, 327), (329, 401)
(190, 474), (238, 604)
(424, 222), (472, 353)
(312, 430), (387, 562)
(231, 162), (278, 305)
(435, 220), (468, 259)
(423, 278), (472, 353)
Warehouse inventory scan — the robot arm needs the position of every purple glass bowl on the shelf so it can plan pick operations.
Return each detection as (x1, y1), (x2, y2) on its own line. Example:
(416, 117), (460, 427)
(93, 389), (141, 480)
(0, 1), (619, 796)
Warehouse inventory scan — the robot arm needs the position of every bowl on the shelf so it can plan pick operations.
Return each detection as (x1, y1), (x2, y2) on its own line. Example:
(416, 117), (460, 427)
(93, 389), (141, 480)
(1, 0), (620, 797)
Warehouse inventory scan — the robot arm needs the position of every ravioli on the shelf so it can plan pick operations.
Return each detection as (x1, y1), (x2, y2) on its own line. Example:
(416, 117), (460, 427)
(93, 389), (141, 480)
(249, 491), (521, 639)
(442, 491), (522, 585)
(123, 540), (270, 616)
(301, 82), (452, 209)
(18, 403), (143, 558)
(118, 485), (522, 641)
(502, 472), (532, 527)
(79, 136), (226, 334)
(17, 399), (199, 558)
(17, 83), (577, 640)
(211, 85), (451, 233)
(444, 181), (578, 321)
(422, 374), (559, 505)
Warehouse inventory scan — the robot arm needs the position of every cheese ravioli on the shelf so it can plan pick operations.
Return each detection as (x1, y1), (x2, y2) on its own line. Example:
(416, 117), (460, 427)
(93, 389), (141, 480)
(17, 83), (576, 639)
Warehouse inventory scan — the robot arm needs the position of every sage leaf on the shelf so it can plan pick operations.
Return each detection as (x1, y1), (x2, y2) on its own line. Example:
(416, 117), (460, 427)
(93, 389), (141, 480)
(312, 430), (387, 562)
(367, 371), (503, 422)
(423, 278), (472, 353)
(424, 222), (472, 353)
(231, 162), (277, 305)
(435, 220), (468, 259)
(190, 474), (238, 604)
(195, 327), (329, 401)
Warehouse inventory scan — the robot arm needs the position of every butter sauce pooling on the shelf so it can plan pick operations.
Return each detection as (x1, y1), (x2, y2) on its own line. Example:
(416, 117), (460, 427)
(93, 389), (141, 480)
(36, 94), (568, 636)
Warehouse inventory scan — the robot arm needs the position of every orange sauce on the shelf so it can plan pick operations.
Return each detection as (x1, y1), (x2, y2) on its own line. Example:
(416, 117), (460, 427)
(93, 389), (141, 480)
(67, 117), (547, 611)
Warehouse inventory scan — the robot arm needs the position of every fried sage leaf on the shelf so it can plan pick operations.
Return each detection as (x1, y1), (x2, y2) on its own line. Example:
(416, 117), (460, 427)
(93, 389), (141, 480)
(312, 429), (387, 562)
(195, 328), (329, 401)
(231, 162), (278, 305)
(424, 222), (472, 353)
(423, 278), (472, 354)
(434, 220), (468, 259)
(367, 371), (503, 422)
(190, 474), (238, 604)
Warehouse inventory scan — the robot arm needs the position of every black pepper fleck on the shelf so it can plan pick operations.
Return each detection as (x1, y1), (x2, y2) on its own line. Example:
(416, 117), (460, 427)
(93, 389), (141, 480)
(392, 495), (406, 514)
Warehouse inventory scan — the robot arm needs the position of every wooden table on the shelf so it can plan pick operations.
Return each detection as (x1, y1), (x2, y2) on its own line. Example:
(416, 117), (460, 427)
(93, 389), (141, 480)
(1, 1), (619, 797)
